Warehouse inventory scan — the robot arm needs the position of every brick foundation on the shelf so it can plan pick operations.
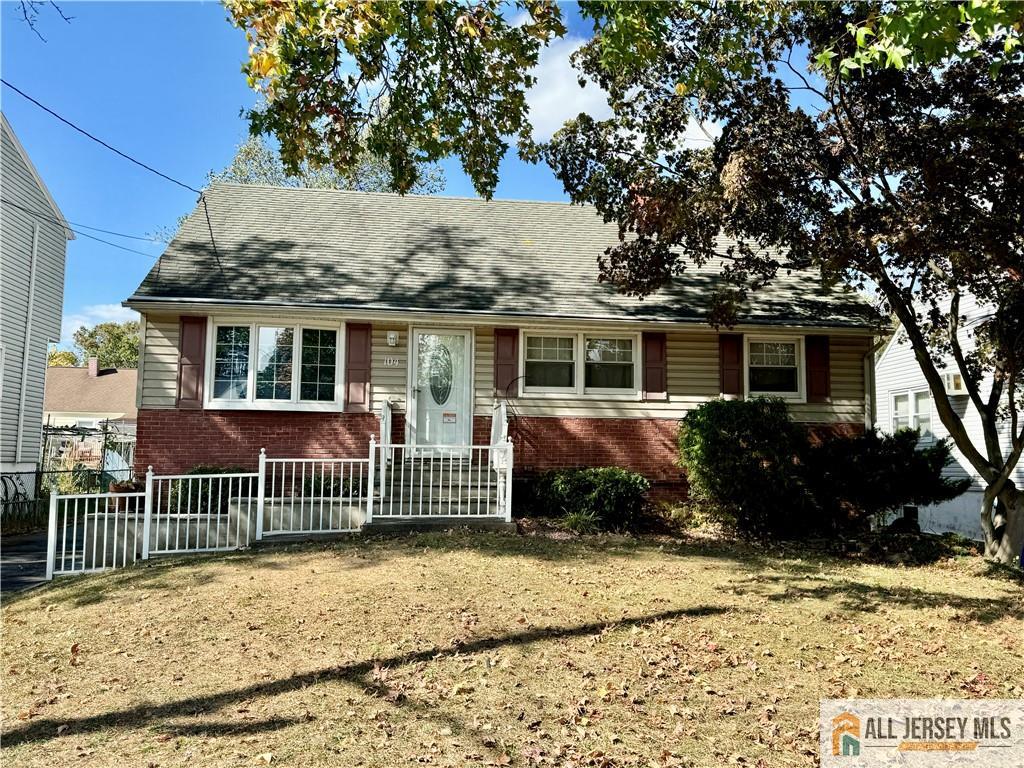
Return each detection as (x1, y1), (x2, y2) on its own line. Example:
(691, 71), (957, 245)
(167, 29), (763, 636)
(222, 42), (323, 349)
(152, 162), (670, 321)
(136, 409), (863, 503)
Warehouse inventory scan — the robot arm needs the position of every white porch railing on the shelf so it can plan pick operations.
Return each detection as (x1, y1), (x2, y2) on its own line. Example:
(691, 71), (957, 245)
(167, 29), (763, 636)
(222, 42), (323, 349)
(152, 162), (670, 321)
(45, 432), (510, 580)
(375, 442), (513, 520)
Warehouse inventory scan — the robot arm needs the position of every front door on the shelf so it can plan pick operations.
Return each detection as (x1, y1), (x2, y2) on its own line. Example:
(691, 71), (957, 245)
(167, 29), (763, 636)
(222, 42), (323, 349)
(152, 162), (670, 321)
(410, 330), (472, 448)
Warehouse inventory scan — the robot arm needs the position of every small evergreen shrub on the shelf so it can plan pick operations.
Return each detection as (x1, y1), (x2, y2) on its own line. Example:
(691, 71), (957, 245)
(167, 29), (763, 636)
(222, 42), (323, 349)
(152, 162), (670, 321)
(802, 428), (971, 529)
(678, 399), (970, 540)
(166, 464), (249, 514)
(536, 467), (650, 532)
(679, 398), (810, 538)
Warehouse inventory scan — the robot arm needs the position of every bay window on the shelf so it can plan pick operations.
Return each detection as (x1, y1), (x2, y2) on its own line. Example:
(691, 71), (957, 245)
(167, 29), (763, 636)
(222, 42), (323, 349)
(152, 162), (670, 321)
(521, 331), (639, 396)
(208, 321), (341, 409)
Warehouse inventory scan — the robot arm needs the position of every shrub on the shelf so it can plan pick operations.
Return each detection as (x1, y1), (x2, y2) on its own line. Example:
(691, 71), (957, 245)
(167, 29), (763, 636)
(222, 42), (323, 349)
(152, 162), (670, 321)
(803, 428), (972, 530)
(301, 473), (351, 498)
(679, 398), (972, 540)
(536, 467), (650, 532)
(679, 398), (811, 538)
(166, 464), (249, 515)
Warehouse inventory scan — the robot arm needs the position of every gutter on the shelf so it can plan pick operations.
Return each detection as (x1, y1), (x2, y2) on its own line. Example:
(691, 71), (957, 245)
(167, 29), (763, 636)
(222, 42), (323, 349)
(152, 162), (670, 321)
(863, 335), (888, 430)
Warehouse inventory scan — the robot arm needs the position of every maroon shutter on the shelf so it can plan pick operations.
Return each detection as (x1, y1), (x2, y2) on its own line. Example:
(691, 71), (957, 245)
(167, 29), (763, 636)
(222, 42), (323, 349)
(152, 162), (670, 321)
(806, 335), (831, 403)
(345, 323), (372, 412)
(642, 331), (668, 400)
(493, 328), (519, 397)
(176, 316), (207, 409)
(719, 333), (743, 396)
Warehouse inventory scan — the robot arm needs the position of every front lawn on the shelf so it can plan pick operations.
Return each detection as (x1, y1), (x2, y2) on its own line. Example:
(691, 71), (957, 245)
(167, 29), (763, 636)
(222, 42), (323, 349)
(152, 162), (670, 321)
(2, 531), (1021, 767)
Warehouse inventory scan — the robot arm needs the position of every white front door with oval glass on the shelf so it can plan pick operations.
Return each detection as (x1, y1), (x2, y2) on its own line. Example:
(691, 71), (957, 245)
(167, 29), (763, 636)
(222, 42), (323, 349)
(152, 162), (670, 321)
(410, 330), (472, 449)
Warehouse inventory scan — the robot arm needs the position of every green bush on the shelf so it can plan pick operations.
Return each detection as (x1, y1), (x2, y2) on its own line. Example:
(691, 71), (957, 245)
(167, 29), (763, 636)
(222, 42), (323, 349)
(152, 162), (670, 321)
(301, 473), (352, 498)
(678, 398), (972, 540)
(536, 467), (650, 532)
(802, 428), (971, 529)
(679, 398), (810, 538)
(165, 464), (249, 515)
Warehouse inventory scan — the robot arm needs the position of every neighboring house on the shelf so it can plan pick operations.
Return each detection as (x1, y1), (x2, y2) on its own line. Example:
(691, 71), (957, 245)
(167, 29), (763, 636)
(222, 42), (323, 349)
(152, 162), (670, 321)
(875, 296), (1022, 538)
(124, 183), (877, 499)
(43, 357), (138, 431)
(0, 112), (73, 498)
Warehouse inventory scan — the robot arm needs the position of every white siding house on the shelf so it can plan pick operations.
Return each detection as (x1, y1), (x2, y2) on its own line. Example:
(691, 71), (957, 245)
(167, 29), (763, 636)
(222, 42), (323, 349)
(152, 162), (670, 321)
(875, 295), (1023, 538)
(0, 112), (73, 497)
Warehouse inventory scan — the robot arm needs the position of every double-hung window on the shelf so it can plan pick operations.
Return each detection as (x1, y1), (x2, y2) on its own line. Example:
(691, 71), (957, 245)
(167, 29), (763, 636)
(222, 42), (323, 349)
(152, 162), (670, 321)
(746, 337), (803, 399)
(209, 321), (341, 409)
(891, 390), (933, 440)
(521, 332), (639, 396)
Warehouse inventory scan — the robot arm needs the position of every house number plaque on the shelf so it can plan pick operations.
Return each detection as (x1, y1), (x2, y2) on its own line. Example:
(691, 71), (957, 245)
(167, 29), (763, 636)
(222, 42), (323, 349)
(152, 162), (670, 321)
(383, 356), (402, 367)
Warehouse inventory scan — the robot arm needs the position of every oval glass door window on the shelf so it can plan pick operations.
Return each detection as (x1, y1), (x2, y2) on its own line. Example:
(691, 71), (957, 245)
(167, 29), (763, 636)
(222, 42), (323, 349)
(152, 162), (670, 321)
(429, 346), (453, 405)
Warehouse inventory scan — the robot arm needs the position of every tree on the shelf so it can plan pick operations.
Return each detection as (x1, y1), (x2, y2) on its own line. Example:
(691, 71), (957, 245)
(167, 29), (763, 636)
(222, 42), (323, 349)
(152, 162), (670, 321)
(72, 321), (140, 369)
(227, 1), (1024, 566)
(47, 349), (79, 367)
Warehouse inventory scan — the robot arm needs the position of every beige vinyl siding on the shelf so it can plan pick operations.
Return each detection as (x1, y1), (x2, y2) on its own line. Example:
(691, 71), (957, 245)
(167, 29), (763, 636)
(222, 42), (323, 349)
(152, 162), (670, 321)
(139, 315), (179, 408)
(371, 324), (408, 412)
(789, 335), (869, 423)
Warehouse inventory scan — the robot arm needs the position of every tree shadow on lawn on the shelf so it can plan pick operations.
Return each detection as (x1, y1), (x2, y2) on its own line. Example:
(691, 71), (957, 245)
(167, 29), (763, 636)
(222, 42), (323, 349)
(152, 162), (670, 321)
(746, 574), (1023, 625)
(0, 604), (729, 749)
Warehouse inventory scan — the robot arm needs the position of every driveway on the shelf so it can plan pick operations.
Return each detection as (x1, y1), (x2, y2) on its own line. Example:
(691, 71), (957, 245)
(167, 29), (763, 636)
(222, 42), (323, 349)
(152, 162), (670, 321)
(1, 531), (49, 595)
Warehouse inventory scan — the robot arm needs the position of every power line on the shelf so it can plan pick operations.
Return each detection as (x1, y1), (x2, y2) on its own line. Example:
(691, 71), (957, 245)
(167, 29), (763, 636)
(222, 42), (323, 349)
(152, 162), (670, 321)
(1, 78), (202, 194)
(1, 198), (157, 258)
(0, 197), (164, 242)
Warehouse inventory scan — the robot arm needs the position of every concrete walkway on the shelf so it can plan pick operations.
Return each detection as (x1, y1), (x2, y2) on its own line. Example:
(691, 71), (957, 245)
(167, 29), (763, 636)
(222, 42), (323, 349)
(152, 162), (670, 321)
(1, 531), (49, 595)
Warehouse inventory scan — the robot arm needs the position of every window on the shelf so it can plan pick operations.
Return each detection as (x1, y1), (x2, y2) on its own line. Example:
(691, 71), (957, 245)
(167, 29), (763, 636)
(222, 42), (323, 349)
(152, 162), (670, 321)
(585, 337), (634, 389)
(300, 328), (338, 402)
(891, 389), (933, 439)
(255, 326), (294, 401)
(525, 335), (575, 389)
(521, 332), (639, 396)
(213, 325), (250, 400)
(747, 339), (801, 396)
(208, 322), (340, 409)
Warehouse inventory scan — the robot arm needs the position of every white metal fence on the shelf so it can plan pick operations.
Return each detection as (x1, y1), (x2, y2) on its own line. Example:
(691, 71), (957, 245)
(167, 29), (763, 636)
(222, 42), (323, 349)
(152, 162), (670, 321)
(45, 429), (512, 580)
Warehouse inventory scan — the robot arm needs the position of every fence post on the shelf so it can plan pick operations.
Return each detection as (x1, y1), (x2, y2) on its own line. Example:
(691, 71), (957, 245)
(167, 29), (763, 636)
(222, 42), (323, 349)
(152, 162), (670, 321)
(366, 436), (376, 525)
(44, 493), (58, 580)
(504, 439), (514, 523)
(142, 466), (153, 560)
(256, 448), (266, 542)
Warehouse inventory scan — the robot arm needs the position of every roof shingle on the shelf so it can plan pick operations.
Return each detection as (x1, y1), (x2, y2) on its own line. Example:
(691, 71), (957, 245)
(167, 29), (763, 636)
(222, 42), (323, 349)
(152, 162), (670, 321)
(131, 183), (876, 328)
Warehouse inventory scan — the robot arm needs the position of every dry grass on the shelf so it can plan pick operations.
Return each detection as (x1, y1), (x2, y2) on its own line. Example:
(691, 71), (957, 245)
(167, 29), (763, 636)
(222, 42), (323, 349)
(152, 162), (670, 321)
(2, 530), (1022, 767)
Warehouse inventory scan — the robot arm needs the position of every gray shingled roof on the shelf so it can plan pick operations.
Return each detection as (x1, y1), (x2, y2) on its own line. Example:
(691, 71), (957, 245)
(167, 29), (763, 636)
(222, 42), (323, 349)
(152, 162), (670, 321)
(130, 183), (876, 328)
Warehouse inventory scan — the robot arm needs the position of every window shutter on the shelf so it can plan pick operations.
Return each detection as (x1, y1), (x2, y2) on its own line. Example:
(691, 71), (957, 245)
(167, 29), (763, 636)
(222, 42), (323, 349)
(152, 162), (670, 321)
(642, 332), (668, 400)
(176, 316), (207, 409)
(345, 323), (372, 412)
(719, 333), (743, 396)
(806, 335), (831, 403)
(493, 328), (519, 397)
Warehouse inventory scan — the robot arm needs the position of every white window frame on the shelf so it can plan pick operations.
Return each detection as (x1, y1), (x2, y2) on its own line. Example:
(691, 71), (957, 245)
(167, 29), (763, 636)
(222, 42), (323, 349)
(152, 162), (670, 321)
(744, 335), (806, 403)
(204, 318), (345, 412)
(519, 330), (642, 399)
(889, 388), (935, 443)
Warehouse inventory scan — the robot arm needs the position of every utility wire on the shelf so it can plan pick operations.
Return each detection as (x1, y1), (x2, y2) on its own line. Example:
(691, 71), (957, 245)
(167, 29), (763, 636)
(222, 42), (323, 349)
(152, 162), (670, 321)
(0, 197), (164, 242)
(1, 78), (202, 194)
(1, 198), (157, 258)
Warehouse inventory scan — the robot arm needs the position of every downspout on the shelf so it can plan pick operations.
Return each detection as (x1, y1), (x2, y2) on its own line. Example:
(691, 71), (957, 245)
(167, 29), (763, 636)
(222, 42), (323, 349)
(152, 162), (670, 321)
(15, 223), (40, 464)
(863, 336), (886, 430)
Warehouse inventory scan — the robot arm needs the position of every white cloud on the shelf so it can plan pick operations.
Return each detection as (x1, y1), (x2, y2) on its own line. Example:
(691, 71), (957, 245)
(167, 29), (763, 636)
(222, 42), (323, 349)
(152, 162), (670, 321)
(524, 38), (720, 149)
(525, 36), (611, 141)
(60, 304), (139, 345)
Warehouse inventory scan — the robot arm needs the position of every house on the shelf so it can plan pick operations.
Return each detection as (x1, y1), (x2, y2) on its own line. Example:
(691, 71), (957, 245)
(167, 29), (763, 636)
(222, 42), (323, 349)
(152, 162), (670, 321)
(124, 183), (877, 505)
(0, 112), (73, 499)
(44, 357), (138, 431)
(875, 296), (1023, 538)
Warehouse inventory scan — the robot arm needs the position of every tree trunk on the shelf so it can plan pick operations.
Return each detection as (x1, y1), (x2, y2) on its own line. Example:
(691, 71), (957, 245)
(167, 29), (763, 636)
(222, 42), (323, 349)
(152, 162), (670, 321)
(988, 486), (1024, 568)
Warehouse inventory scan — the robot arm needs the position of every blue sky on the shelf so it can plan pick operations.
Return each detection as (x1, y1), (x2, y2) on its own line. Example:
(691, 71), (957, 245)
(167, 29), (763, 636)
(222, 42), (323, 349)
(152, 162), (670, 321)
(2, 1), (603, 347)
